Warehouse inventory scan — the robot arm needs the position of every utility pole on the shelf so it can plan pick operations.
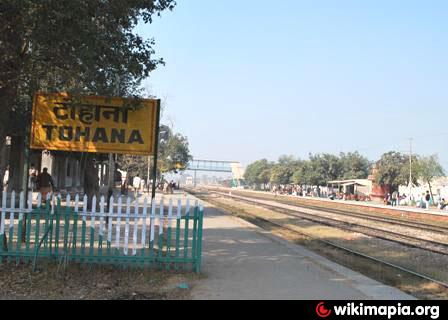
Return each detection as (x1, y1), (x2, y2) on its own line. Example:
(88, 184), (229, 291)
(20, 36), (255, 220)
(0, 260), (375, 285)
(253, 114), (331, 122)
(408, 138), (413, 200)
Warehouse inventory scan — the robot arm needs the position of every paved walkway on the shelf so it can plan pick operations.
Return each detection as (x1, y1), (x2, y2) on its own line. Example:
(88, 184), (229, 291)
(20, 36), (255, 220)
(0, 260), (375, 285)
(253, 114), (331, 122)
(189, 201), (414, 300)
(125, 191), (414, 300)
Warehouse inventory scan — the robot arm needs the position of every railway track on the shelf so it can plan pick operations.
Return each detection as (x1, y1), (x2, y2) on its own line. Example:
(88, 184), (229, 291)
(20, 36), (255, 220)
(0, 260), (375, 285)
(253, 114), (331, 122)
(225, 190), (448, 235)
(187, 188), (448, 290)
(202, 189), (448, 256)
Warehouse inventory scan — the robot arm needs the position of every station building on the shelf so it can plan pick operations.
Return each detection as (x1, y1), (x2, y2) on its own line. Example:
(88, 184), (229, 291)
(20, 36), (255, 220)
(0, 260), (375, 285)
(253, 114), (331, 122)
(1, 136), (114, 194)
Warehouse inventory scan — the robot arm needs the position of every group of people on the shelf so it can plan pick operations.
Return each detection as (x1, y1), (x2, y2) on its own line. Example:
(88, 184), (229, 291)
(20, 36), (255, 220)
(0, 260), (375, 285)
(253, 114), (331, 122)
(272, 185), (323, 198)
(1, 164), (55, 199)
(121, 174), (179, 196)
(120, 174), (146, 196)
(157, 180), (178, 194)
(383, 191), (407, 207)
(384, 190), (448, 211)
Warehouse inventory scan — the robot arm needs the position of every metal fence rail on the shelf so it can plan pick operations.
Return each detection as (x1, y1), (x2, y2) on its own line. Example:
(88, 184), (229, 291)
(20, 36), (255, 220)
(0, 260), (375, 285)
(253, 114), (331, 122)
(0, 192), (204, 273)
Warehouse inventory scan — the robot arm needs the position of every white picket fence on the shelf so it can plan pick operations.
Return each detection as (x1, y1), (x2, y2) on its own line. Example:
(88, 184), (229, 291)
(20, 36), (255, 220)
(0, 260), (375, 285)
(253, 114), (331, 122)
(0, 191), (204, 272)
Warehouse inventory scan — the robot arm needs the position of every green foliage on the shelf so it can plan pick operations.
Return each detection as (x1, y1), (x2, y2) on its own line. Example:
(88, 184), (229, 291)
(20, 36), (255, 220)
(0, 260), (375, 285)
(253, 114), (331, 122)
(116, 155), (149, 179)
(270, 165), (293, 185)
(308, 153), (342, 185)
(117, 125), (191, 179)
(158, 132), (192, 174)
(416, 155), (445, 196)
(374, 151), (410, 189)
(246, 151), (445, 191)
(244, 159), (273, 189)
(246, 152), (370, 188)
(0, 0), (176, 138)
(339, 152), (371, 180)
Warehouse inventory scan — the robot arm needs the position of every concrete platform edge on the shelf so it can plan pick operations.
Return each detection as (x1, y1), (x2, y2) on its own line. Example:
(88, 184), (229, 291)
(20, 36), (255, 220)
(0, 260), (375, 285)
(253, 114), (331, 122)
(208, 202), (416, 300)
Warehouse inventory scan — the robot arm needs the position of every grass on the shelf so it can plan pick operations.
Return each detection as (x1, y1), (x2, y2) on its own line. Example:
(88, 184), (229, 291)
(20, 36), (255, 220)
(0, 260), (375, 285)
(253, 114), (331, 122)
(0, 260), (202, 300)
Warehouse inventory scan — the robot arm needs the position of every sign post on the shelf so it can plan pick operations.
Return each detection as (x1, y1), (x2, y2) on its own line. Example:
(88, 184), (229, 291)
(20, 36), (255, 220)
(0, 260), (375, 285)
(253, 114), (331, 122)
(31, 93), (159, 155)
(30, 92), (161, 201)
(151, 100), (161, 201)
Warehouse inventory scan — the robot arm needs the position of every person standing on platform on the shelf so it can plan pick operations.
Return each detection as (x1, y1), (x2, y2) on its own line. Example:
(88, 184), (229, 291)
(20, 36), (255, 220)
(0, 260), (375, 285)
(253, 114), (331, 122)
(2, 166), (9, 192)
(36, 168), (55, 200)
(425, 191), (431, 210)
(133, 174), (142, 196)
(391, 190), (399, 207)
(29, 164), (38, 192)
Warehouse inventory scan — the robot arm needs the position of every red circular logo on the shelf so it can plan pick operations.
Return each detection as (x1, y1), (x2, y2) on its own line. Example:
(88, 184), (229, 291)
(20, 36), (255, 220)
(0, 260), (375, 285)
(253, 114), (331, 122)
(316, 302), (332, 318)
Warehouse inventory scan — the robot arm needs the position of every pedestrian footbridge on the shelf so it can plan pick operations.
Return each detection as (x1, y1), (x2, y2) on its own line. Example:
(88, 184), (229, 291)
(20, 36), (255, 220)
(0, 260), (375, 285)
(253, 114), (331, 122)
(186, 159), (245, 187)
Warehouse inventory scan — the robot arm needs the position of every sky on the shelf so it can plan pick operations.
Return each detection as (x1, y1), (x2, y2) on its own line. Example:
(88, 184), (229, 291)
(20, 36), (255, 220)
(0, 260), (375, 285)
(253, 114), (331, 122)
(137, 0), (448, 169)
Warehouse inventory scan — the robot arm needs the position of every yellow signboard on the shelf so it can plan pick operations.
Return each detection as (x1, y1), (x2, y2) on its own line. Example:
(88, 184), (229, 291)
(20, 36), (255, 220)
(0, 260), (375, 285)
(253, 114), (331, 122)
(30, 93), (160, 155)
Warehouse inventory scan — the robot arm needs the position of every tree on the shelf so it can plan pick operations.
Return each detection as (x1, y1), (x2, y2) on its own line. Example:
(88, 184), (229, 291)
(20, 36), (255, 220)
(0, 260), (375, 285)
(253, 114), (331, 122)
(117, 125), (191, 181)
(244, 159), (273, 189)
(158, 133), (192, 175)
(116, 155), (149, 179)
(308, 153), (342, 185)
(291, 165), (307, 185)
(259, 168), (273, 190)
(270, 165), (293, 185)
(375, 151), (409, 191)
(0, 0), (176, 141)
(416, 155), (445, 200)
(339, 152), (371, 180)
(0, 0), (176, 199)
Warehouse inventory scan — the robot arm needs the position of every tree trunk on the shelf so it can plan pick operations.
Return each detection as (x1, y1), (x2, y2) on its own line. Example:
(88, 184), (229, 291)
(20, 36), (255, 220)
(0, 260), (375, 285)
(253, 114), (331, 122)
(428, 180), (434, 206)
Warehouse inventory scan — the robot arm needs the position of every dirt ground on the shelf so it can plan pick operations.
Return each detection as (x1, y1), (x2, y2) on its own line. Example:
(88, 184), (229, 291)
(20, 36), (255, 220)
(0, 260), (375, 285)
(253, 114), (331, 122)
(0, 261), (201, 300)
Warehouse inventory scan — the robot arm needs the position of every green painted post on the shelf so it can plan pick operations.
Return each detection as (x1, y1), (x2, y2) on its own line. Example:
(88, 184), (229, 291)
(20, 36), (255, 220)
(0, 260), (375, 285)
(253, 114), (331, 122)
(195, 206), (204, 274)
(165, 200), (173, 271)
(72, 209), (79, 258)
(157, 200), (164, 269)
(8, 192), (16, 263)
(183, 201), (191, 265)
(98, 197), (105, 259)
(81, 196), (88, 262)
(45, 195), (61, 258)
(80, 219), (87, 260)
(34, 200), (41, 260)
(16, 219), (23, 264)
(89, 216), (96, 259)
(107, 196), (114, 258)
(25, 210), (32, 262)
(174, 200), (182, 271)
(191, 205), (198, 262)
(16, 193), (25, 265)
(149, 201), (156, 261)
(54, 198), (61, 257)
(63, 197), (71, 257)
(7, 225), (13, 263)
(89, 196), (98, 261)
(43, 198), (50, 250)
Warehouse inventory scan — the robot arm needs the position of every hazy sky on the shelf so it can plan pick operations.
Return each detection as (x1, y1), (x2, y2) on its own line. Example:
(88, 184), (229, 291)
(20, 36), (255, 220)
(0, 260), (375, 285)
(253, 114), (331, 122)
(138, 0), (448, 169)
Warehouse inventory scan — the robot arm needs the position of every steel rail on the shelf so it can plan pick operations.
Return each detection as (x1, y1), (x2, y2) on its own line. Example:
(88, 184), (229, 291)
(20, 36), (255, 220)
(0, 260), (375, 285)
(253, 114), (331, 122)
(226, 190), (448, 234)
(189, 188), (448, 290)
(209, 190), (448, 255)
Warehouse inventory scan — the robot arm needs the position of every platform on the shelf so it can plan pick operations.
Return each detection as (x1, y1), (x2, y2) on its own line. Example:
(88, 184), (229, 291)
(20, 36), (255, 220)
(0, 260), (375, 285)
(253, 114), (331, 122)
(183, 195), (414, 300)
